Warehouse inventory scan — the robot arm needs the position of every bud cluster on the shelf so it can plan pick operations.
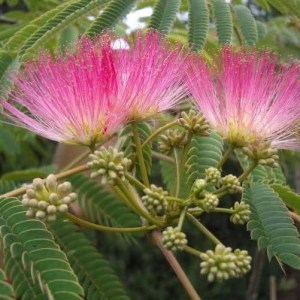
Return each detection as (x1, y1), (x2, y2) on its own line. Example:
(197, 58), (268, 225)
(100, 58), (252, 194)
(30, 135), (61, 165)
(142, 184), (168, 216)
(242, 142), (279, 167)
(221, 174), (243, 194)
(177, 110), (211, 136)
(192, 179), (208, 198)
(22, 174), (77, 221)
(200, 192), (219, 212)
(162, 226), (188, 252)
(158, 129), (188, 155)
(230, 201), (251, 225)
(200, 244), (251, 282)
(205, 167), (221, 185)
(87, 146), (132, 184)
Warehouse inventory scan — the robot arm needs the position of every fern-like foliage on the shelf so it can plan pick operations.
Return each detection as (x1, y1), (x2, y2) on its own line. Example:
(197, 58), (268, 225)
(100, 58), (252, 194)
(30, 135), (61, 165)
(86, 0), (137, 37)
(254, 0), (270, 10)
(187, 132), (224, 184)
(69, 174), (141, 242)
(256, 20), (267, 39)
(188, 0), (209, 51)
(20, 0), (107, 59)
(212, 0), (233, 44)
(0, 50), (14, 98)
(243, 183), (300, 269)
(4, 2), (70, 52)
(48, 217), (130, 300)
(234, 5), (258, 46)
(148, 0), (181, 35)
(119, 122), (152, 176)
(0, 268), (14, 299)
(0, 197), (84, 299)
(271, 184), (300, 213)
(235, 149), (286, 184)
(0, 180), (16, 194)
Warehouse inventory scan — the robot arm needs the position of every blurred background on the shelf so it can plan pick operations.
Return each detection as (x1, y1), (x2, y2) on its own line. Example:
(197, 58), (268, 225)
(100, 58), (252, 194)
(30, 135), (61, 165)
(0, 0), (300, 299)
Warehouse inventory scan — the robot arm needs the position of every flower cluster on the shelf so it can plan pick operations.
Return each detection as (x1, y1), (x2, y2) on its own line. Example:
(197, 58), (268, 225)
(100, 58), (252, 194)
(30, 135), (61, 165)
(200, 244), (251, 282)
(87, 146), (131, 184)
(162, 226), (188, 252)
(2, 31), (187, 146)
(158, 129), (188, 154)
(142, 184), (168, 216)
(230, 201), (251, 225)
(22, 174), (77, 221)
(187, 48), (300, 150)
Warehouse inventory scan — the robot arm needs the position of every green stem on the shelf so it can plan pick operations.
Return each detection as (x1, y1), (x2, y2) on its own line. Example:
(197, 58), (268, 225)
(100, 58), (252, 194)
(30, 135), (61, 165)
(212, 207), (234, 214)
(184, 245), (203, 258)
(179, 132), (193, 172)
(216, 144), (234, 169)
(238, 163), (257, 182)
(112, 185), (143, 216)
(187, 214), (223, 245)
(115, 178), (162, 227)
(142, 120), (178, 148)
(177, 206), (188, 231)
(131, 121), (150, 187)
(173, 148), (181, 198)
(125, 173), (147, 191)
(152, 151), (174, 163)
(66, 213), (156, 233)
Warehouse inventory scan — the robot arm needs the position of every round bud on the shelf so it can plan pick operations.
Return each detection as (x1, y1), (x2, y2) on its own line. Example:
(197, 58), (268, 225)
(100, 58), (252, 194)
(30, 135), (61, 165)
(35, 210), (46, 219)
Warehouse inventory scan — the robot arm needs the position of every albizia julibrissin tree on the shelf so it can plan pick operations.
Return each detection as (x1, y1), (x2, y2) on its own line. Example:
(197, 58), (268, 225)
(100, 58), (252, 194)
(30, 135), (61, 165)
(1, 31), (300, 299)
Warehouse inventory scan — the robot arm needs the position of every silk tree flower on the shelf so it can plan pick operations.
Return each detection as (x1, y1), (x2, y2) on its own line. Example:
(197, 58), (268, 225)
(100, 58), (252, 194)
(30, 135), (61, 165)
(2, 31), (187, 146)
(187, 48), (300, 150)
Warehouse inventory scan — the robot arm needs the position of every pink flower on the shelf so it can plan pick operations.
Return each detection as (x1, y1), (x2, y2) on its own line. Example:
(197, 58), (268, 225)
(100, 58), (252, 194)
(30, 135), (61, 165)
(187, 48), (300, 150)
(117, 31), (187, 120)
(2, 31), (186, 146)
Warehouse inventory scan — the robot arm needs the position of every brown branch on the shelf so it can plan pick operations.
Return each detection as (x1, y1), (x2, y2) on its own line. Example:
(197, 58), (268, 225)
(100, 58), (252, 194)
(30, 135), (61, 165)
(151, 230), (201, 300)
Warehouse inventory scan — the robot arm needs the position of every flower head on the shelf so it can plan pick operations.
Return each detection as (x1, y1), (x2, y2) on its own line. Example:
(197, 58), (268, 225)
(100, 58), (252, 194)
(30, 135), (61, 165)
(187, 48), (300, 150)
(2, 31), (187, 145)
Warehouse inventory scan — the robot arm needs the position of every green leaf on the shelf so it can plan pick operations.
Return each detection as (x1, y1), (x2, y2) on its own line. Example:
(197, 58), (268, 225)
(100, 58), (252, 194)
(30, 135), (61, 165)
(266, 0), (288, 14)
(234, 5), (258, 46)
(271, 184), (300, 213)
(149, 0), (181, 34)
(0, 269), (14, 299)
(119, 122), (152, 176)
(0, 126), (20, 157)
(49, 217), (130, 300)
(0, 197), (84, 298)
(86, 0), (136, 37)
(256, 20), (267, 39)
(20, 0), (108, 59)
(188, 0), (209, 51)
(243, 183), (300, 269)
(4, 2), (70, 52)
(69, 174), (142, 242)
(212, 0), (233, 44)
(1, 165), (56, 182)
(253, 0), (270, 10)
(187, 132), (224, 184)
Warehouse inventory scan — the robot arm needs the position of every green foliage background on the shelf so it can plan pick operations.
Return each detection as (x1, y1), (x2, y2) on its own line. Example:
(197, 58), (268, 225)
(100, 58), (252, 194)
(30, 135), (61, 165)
(0, 0), (300, 299)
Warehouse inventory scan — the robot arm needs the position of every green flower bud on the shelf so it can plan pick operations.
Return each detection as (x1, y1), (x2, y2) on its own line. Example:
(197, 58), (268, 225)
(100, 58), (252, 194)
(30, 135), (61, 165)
(200, 244), (251, 282)
(221, 175), (243, 194)
(87, 146), (132, 184)
(142, 184), (168, 216)
(177, 110), (211, 136)
(158, 129), (188, 155)
(230, 201), (251, 225)
(162, 227), (188, 252)
(242, 142), (279, 167)
(22, 174), (77, 222)
(205, 167), (221, 185)
(192, 179), (208, 198)
(200, 193), (219, 212)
